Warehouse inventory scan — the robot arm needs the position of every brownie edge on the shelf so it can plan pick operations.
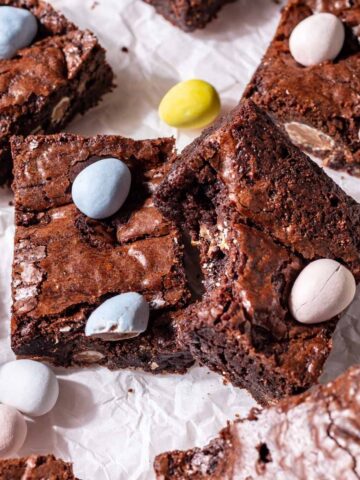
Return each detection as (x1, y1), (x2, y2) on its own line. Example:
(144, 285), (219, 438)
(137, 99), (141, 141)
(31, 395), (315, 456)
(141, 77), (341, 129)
(143, 0), (235, 31)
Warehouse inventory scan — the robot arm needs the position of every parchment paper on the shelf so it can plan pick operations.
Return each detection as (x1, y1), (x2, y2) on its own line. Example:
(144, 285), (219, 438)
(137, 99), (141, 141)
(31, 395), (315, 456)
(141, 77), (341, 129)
(0, 1), (359, 478)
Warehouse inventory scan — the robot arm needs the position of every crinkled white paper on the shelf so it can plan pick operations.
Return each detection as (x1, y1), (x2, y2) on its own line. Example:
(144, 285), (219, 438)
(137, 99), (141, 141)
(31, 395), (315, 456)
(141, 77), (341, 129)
(0, 1), (360, 478)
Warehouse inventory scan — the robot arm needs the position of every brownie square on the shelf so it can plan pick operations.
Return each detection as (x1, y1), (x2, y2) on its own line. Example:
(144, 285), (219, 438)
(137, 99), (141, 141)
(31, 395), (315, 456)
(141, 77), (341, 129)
(143, 0), (235, 32)
(0, 0), (114, 184)
(0, 455), (77, 479)
(154, 366), (360, 479)
(155, 99), (360, 404)
(244, 0), (360, 176)
(11, 133), (193, 373)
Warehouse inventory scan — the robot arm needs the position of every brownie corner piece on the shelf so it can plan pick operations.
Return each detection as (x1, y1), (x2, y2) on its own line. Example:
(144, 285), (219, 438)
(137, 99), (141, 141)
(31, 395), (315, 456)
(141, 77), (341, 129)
(11, 133), (193, 374)
(155, 99), (360, 404)
(0, 0), (114, 184)
(154, 366), (360, 479)
(244, 0), (360, 176)
(0, 455), (77, 480)
(143, 0), (235, 32)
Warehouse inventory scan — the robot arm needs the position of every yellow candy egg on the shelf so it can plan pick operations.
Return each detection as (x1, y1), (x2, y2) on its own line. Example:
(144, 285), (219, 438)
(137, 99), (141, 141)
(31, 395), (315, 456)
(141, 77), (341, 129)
(159, 79), (221, 129)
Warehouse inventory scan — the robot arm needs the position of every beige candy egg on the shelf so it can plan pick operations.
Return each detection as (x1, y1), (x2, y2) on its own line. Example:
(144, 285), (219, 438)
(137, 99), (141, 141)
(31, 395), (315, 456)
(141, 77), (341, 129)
(0, 405), (27, 457)
(289, 13), (345, 67)
(289, 259), (356, 324)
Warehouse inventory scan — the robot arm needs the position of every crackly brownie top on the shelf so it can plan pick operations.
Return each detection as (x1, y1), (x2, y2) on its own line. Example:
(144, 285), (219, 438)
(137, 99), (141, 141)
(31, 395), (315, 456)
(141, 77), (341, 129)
(11, 134), (189, 324)
(245, 0), (360, 170)
(157, 100), (360, 280)
(154, 366), (360, 479)
(0, 454), (76, 480)
(0, 0), (100, 143)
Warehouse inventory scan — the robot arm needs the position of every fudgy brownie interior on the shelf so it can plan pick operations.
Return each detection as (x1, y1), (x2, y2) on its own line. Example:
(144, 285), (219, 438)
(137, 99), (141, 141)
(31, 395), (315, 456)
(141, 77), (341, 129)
(11, 133), (193, 373)
(155, 99), (360, 404)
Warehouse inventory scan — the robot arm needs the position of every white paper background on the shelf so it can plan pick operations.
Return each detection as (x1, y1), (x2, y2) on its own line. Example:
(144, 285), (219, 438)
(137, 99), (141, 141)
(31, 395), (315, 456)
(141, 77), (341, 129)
(0, 1), (360, 478)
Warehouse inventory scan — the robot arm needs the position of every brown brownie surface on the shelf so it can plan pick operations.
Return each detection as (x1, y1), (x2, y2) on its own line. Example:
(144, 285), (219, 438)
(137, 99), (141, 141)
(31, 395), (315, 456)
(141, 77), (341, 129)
(155, 99), (360, 404)
(0, 0), (113, 184)
(0, 455), (76, 480)
(154, 366), (360, 479)
(244, 0), (360, 176)
(11, 133), (193, 373)
(143, 0), (235, 31)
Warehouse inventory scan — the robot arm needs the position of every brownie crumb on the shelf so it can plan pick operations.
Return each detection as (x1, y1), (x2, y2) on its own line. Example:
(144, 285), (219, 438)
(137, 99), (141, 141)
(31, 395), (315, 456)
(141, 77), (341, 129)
(121, 46), (129, 53)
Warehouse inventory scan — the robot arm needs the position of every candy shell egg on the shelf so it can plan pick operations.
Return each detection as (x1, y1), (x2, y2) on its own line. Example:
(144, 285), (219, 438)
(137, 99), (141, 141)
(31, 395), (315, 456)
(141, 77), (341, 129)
(0, 360), (59, 417)
(0, 6), (38, 59)
(0, 405), (27, 458)
(289, 259), (356, 324)
(85, 292), (150, 341)
(159, 79), (221, 129)
(72, 158), (131, 219)
(289, 13), (345, 67)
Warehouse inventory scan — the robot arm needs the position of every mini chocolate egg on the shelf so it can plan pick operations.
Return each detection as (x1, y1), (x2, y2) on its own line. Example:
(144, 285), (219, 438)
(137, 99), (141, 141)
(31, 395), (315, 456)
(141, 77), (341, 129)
(0, 360), (59, 417)
(289, 13), (345, 67)
(289, 259), (356, 324)
(0, 6), (38, 59)
(0, 405), (27, 458)
(72, 158), (131, 219)
(85, 292), (150, 341)
(159, 79), (221, 129)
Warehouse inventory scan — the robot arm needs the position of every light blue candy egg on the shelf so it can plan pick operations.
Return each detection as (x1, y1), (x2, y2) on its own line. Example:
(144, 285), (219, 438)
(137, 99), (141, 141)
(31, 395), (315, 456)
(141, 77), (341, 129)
(72, 158), (131, 219)
(0, 7), (38, 59)
(85, 292), (150, 341)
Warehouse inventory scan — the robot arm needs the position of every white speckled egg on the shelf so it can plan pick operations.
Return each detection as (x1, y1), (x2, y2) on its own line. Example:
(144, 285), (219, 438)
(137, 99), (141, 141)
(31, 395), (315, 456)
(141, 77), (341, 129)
(0, 360), (59, 417)
(289, 13), (345, 67)
(85, 292), (150, 341)
(0, 405), (27, 458)
(289, 259), (356, 324)
(72, 158), (131, 219)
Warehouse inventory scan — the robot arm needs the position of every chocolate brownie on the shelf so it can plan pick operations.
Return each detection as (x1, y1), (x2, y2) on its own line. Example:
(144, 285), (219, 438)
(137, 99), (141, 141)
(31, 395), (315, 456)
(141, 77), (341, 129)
(155, 99), (360, 404)
(0, 0), (113, 184)
(0, 455), (76, 479)
(11, 133), (193, 373)
(143, 0), (235, 32)
(154, 366), (360, 479)
(244, 0), (360, 176)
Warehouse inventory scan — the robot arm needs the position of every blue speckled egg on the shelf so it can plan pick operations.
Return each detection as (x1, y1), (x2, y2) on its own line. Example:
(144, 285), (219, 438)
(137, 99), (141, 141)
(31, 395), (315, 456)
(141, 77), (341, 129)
(72, 158), (131, 219)
(85, 292), (150, 341)
(0, 7), (38, 59)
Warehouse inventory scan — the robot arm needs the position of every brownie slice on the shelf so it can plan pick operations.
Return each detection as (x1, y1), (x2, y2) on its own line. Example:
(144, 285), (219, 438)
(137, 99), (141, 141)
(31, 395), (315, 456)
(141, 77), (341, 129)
(11, 133), (193, 373)
(155, 99), (360, 404)
(0, 0), (113, 184)
(0, 455), (76, 480)
(143, 0), (235, 32)
(244, 0), (360, 176)
(154, 366), (360, 479)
